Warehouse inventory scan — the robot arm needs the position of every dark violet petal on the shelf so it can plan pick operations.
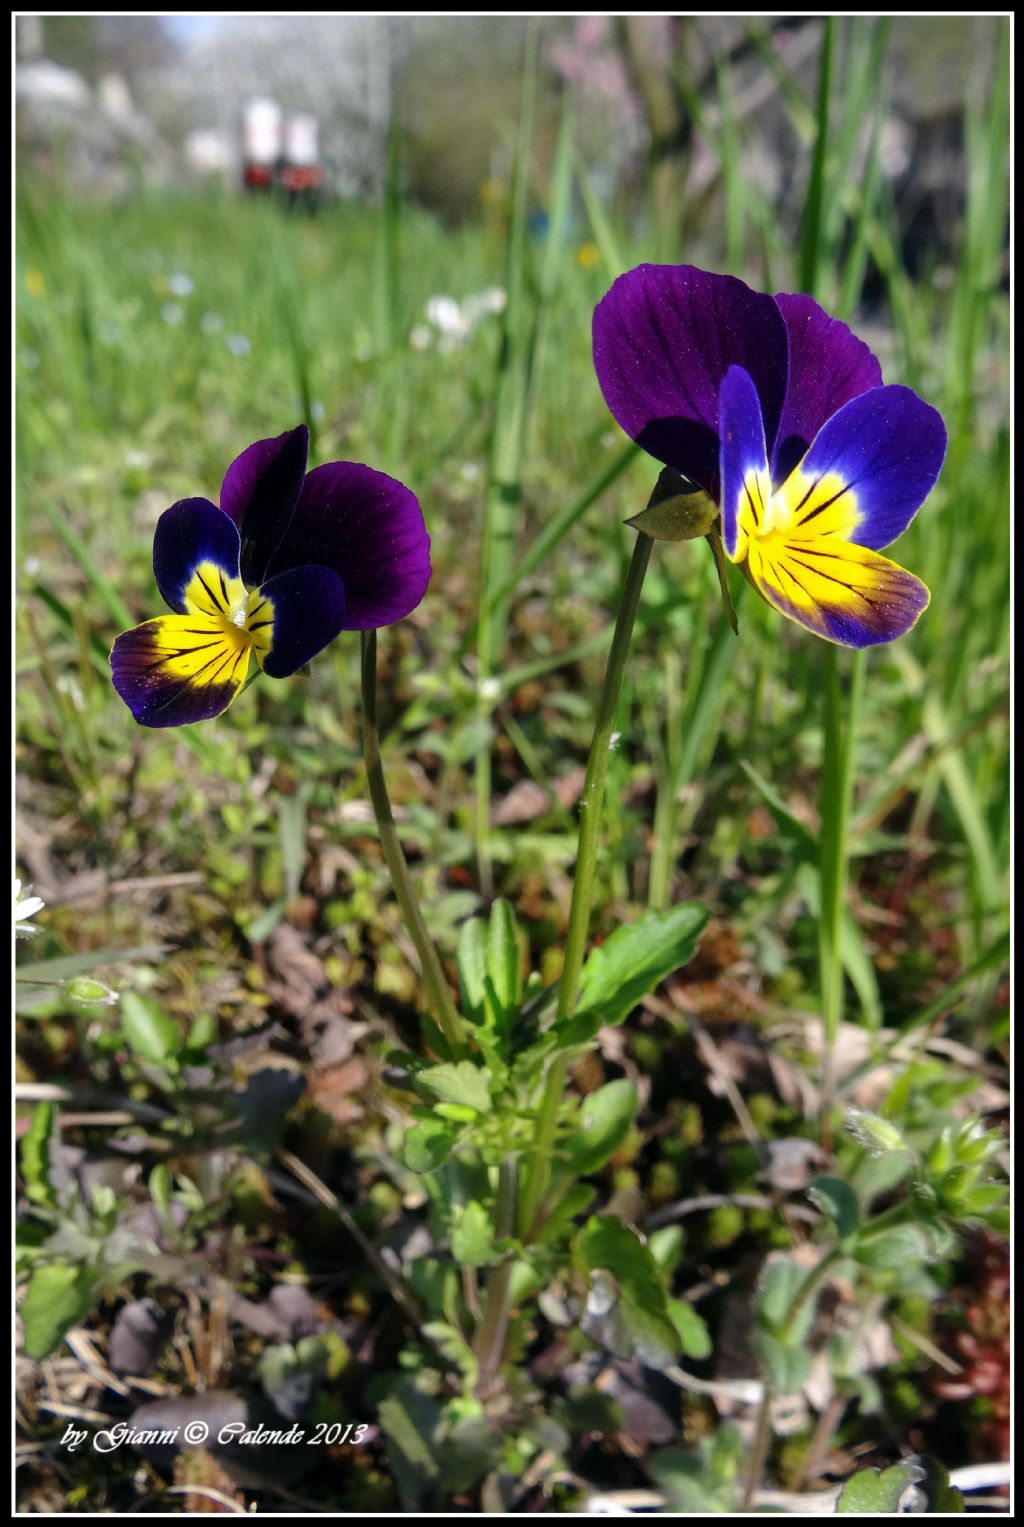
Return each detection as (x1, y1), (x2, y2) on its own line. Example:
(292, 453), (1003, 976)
(153, 498), (241, 614)
(257, 564), (348, 678)
(265, 462), (431, 630)
(592, 264), (789, 497)
(220, 425), (309, 588)
(110, 617), (250, 728)
(719, 366), (769, 561)
(794, 385), (947, 552)
(771, 293), (884, 483)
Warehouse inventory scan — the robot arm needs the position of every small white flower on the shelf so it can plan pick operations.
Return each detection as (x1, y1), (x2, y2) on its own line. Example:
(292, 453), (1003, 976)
(226, 333), (251, 357)
(24, 556), (41, 577)
(201, 311), (224, 334)
(124, 449), (148, 469)
(425, 294), (465, 336)
(478, 676), (502, 703)
(409, 324), (433, 351)
(478, 285), (507, 315)
(168, 272), (194, 298)
(609, 731), (622, 751)
(161, 303), (184, 326)
(459, 461), (483, 485)
(15, 879), (45, 938)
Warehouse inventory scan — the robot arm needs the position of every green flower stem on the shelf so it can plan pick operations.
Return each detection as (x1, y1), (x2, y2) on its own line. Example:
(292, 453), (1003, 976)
(819, 646), (865, 1143)
(518, 532), (655, 1238)
(360, 630), (468, 1059)
(473, 1156), (519, 1389)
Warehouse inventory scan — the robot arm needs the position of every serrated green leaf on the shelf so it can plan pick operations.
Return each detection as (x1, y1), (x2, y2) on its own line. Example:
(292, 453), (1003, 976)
(119, 991), (182, 1065)
(20, 1262), (97, 1359)
(836, 1463), (926, 1514)
(564, 1079), (637, 1176)
(451, 1201), (498, 1267)
(560, 903), (707, 1045)
(415, 1061), (491, 1114)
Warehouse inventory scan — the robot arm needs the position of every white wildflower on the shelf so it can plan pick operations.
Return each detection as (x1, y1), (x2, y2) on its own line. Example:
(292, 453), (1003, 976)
(15, 879), (45, 938)
(226, 333), (251, 357)
(167, 272), (194, 298)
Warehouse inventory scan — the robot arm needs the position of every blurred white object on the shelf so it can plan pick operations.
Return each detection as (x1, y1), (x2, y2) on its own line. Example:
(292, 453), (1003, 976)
(285, 114), (319, 167)
(15, 879), (45, 938)
(16, 60), (90, 109)
(243, 96), (281, 165)
(185, 128), (236, 177)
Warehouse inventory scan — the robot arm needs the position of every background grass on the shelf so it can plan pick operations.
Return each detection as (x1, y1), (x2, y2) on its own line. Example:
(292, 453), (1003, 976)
(16, 14), (1009, 1512)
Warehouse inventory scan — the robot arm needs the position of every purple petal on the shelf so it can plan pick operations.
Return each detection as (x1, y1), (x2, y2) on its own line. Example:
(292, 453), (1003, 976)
(771, 294), (884, 483)
(265, 462), (431, 630)
(791, 385), (947, 552)
(110, 617), (250, 728)
(719, 366), (769, 561)
(592, 265), (789, 497)
(220, 425), (309, 587)
(256, 565), (348, 678)
(153, 498), (241, 614)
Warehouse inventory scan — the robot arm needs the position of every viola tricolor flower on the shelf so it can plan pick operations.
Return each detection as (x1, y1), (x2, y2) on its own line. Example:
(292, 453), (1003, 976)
(593, 265), (947, 646)
(111, 426), (430, 727)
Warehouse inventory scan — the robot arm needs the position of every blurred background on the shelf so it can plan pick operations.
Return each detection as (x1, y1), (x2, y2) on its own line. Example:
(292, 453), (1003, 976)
(16, 13), (1009, 1515)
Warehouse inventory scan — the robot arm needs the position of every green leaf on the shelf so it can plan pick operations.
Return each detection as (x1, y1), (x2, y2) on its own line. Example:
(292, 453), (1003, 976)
(451, 1201), (498, 1267)
(20, 1263), (97, 1359)
(20, 1102), (56, 1208)
(756, 1257), (805, 1332)
(836, 1462), (927, 1514)
(456, 918), (488, 1025)
(854, 1224), (930, 1268)
(753, 1333), (812, 1395)
(415, 1061), (491, 1114)
(561, 904), (708, 1044)
(403, 1118), (458, 1173)
(668, 1299), (712, 1360)
(807, 1175), (860, 1242)
(119, 991), (182, 1065)
(485, 899), (522, 1029)
(564, 1079), (637, 1176)
(533, 1184), (596, 1245)
(579, 1216), (680, 1371)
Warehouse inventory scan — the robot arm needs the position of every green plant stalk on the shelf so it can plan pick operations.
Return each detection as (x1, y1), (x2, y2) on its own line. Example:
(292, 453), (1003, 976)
(819, 646), (865, 1137)
(518, 532), (655, 1237)
(473, 1156), (518, 1388)
(360, 631), (467, 1058)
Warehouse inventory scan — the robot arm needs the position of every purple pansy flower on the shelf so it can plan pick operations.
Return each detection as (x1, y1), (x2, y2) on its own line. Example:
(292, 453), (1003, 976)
(110, 425), (430, 727)
(593, 265), (947, 647)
